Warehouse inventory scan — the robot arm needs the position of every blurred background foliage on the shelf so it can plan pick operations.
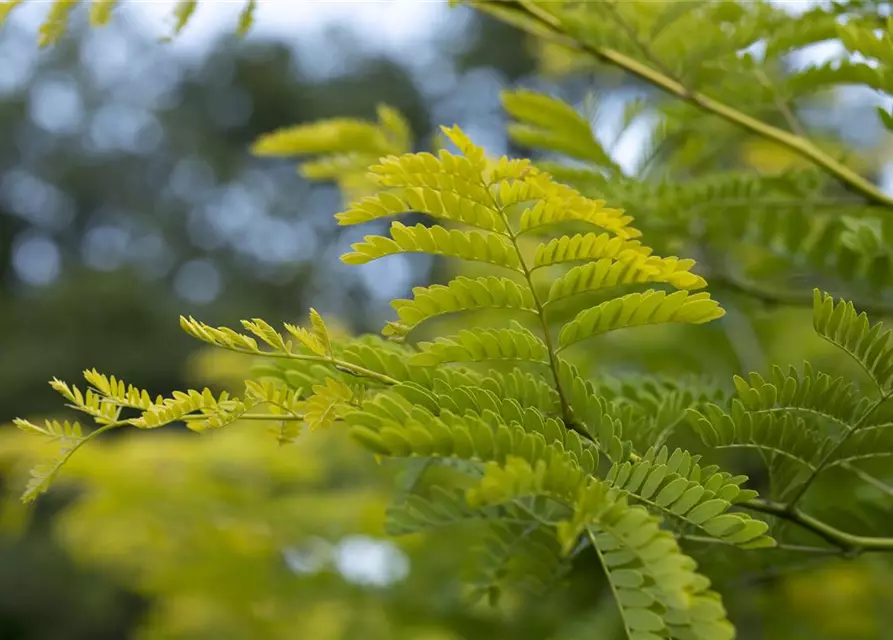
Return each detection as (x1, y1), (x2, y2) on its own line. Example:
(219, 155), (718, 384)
(1, 1), (892, 639)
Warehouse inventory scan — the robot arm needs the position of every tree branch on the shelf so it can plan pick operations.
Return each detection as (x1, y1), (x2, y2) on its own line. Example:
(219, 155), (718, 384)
(469, 0), (893, 210)
(743, 499), (893, 554)
(709, 270), (893, 318)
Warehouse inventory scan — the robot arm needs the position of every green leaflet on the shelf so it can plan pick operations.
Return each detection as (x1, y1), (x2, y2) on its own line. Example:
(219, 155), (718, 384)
(251, 105), (413, 202)
(89, 0), (118, 26)
(336, 185), (506, 233)
(168, 0), (198, 38)
(517, 194), (637, 238)
(837, 19), (893, 67)
(467, 521), (571, 604)
(346, 402), (589, 488)
(559, 359), (632, 464)
(37, 0), (79, 47)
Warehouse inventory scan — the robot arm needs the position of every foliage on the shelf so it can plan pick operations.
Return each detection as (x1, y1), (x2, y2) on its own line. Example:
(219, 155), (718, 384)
(6, 1), (893, 639)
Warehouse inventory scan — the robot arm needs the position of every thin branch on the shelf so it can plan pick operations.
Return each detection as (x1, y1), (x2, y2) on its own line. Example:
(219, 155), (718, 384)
(841, 462), (893, 499)
(470, 1), (893, 210)
(733, 554), (838, 588)
(180, 413), (302, 422)
(679, 534), (837, 555)
(194, 345), (399, 387)
(709, 270), (893, 318)
(743, 499), (893, 554)
(601, 1), (680, 83)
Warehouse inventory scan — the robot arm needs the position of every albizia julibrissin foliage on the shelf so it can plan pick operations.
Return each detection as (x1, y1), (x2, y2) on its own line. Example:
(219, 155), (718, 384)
(6, 1), (893, 639)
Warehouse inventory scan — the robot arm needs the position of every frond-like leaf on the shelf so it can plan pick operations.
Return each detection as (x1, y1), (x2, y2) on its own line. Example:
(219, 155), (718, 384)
(22, 461), (64, 504)
(169, 0), (198, 38)
(49, 378), (121, 425)
(252, 104), (412, 201)
(409, 324), (549, 367)
(606, 446), (772, 549)
(391, 381), (598, 472)
(467, 456), (590, 509)
(134, 388), (248, 430)
(385, 485), (565, 535)
(346, 392), (586, 482)
(384, 276), (536, 339)
(335, 183), (506, 233)
(0, 1), (23, 28)
(472, 457), (737, 640)
(502, 89), (621, 171)
(688, 401), (829, 498)
(90, 0), (118, 26)
(546, 254), (707, 305)
(180, 316), (261, 354)
(560, 360), (632, 464)
(515, 193), (638, 239)
(283, 308), (333, 358)
(831, 422), (893, 467)
(236, 0), (256, 37)
(341, 222), (522, 271)
(813, 289), (893, 395)
(467, 520), (570, 604)
(597, 374), (727, 452)
(14, 418), (83, 445)
(732, 361), (868, 430)
(82, 369), (160, 411)
(586, 507), (735, 640)
(13, 417), (88, 503)
(837, 20), (893, 67)
(302, 378), (353, 431)
(558, 290), (725, 350)
(533, 232), (650, 269)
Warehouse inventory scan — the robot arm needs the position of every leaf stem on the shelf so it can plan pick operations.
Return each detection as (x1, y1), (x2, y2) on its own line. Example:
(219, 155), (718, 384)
(743, 499), (893, 554)
(711, 271), (893, 318)
(678, 534), (837, 555)
(490, 197), (583, 439)
(200, 345), (399, 387)
(840, 462), (893, 499)
(588, 529), (635, 639)
(180, 413), (303, 422)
